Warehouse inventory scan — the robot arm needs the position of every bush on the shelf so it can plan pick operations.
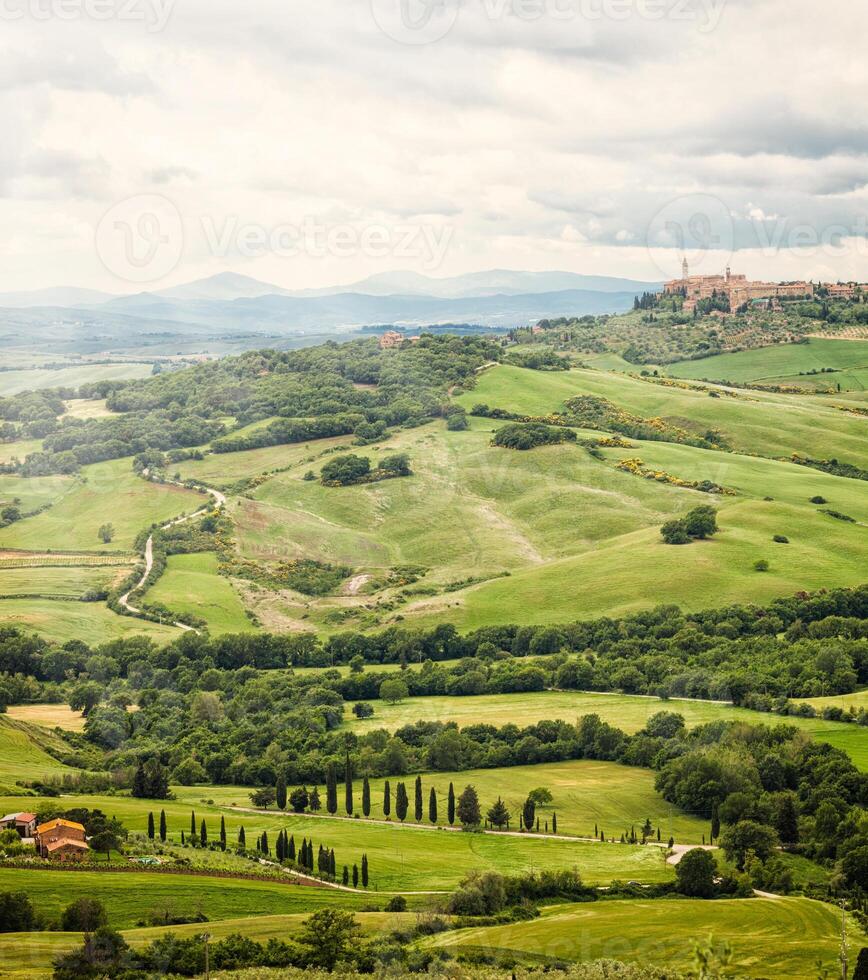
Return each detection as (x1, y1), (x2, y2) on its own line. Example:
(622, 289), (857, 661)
(61, 897), (108, 932)
(321, 454), (371, 486)
(0, 891), (36, 932)
(675, 848), (716, 898)
(385, 895), (407, 912)
(492, 423), (577, 450)
(661, 505), (719, 546)
(772, 535), (789, 544)
(754, 559), (770, 572)
(810, 495), (827, 504)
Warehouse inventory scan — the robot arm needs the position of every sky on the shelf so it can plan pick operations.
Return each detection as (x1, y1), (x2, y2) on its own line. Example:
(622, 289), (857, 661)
(2, 0), (868, 293)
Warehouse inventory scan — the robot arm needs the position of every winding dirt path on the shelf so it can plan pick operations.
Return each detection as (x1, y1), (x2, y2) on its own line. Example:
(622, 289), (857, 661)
(117, 479), (227, 630)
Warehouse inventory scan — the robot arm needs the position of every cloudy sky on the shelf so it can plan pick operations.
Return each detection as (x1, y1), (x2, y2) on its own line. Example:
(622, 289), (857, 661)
(2, 0), (868, 292)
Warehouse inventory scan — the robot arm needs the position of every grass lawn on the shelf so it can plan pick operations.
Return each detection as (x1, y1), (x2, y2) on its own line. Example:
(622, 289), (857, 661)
(0, 716), (80, 786)
(0, 472), (68, 513)
(425, 896), (864, 978)
(61, 398), (115, 420)
(796, 689), (868, 712)
(0, 459), (205, 552)
(0, 438), (43, 465)
(146, 552), (255, 635)
(347, 690), (868, 770)
(666, 338), (868, 386)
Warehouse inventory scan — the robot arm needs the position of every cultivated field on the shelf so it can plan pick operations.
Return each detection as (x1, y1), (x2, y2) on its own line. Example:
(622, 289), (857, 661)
(426, 896), (861, 978)
(0, 362), (153, 397)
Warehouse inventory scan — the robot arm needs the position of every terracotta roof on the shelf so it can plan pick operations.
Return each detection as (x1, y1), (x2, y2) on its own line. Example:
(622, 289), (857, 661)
(45, 838), (89, 853)
(0, 812), (35, 823)
(37, 818), (85, 834)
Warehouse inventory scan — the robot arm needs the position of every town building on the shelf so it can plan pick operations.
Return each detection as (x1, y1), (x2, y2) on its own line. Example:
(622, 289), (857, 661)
(35, 818), (89, 861)
(663, 262), (813, 312)
(378, 331), (404, 349)
(0, 812), (37, 839)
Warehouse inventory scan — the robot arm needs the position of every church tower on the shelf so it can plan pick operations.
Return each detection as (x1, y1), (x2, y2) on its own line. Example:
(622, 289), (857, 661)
(682, 257), (689, 281)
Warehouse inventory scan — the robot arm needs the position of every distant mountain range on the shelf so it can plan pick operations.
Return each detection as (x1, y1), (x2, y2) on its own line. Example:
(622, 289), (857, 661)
(0, 270), (660, 353)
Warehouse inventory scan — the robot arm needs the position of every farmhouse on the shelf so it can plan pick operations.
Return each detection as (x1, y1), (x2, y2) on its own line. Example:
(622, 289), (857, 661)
(0, 812), (37, 839)
(35, 818), (89, 861)
(379, 331), (404, 349)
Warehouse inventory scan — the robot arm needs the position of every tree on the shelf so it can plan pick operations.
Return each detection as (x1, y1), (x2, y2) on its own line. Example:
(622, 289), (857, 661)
(457, 785), (481, 828)
(53, 928), (133, 980)
(552, 812), (557, 834)
(199, 819), (207, 846)
(344, 753), (353, 815)
(383, 779), (391, 817)
(289, 787), (310, 813)
(320, 454), (371, 486)
(238, 826), (246, 849)
(675, 848), (716, 898)
(219, 815), (226, 850)
(362, 776), (371, 817)
(98, 523), (115, 544)
(159, 810), (167, 842)
(379, 678), (409, 704)
(448, 782), (455, 825)
(326, 762), (338, 815)
(190, 810), (196, 838)
(276, 773), (287, 810)
(711, 803), (720, 842)
(775, 795), (799, 845)
(61, 897), (108, 932)
(719, 821), (780, 870)
(298, 908), (360, 970)
(250, 786), (276, 809)
(395, 782), (409, 822)
(69, 681), (102, 716)
(661, 519), (691, 545)
(90, 828), (120, 861)
(682, 505), (718, 539)
(309, 786), (321, 812)
(352, 864), (359, 888)
(527, 787), (553, 806)
(853, 946), (868, 980)
(147, 812), (155, 840)
(487, 796), (510, 829)
(0, 892), (35, 932)
(361, 853), (369, 887)
(414, 776), (423, 822)
(522, 795), (536, 832)
(428, 786), (438, 824)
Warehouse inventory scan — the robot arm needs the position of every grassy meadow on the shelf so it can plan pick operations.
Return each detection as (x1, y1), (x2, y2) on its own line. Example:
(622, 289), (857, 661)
(0, 597), (181, 645)
(146, 552), (255, 634)
(0, 362), (153, 397)
(666, 337), (868, 387)
(425, 896), (862, 978)
(0, 459), (204, 552)
(0, 564), (129, 598)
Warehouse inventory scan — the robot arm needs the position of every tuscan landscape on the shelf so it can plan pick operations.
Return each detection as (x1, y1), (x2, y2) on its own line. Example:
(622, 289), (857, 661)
(1, 0), (867, 977)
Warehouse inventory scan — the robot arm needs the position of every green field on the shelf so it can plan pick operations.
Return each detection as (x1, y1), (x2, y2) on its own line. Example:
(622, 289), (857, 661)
(0, 362), (153, 397)
(454, 364), (868, 467)
(347, 690), (868, 770)
(146, 552), (255, 634)
(0, 596), (181, 645)
(0, 472), (67, 514)
(426, 897), (863, 978)
(0, 459), (204, 552)
(0, 564), (128, 598)
(666, 338), (868, 387)
(0, 438), (43, 465)
(0, 716), (79, 786)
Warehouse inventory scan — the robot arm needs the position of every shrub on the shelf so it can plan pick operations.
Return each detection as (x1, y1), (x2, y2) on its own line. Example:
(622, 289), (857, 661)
(492, 422), (577, 450)
(809, 495), (827, 504)
(660, 519), (691, 545)
(772, 535), (789, 544)
(754, 559), (770, 572)
(675, 848), (716, 898)
(321, 454), (371, 486)
(385, 895), (407, 912)
(61, 897), (108, 932)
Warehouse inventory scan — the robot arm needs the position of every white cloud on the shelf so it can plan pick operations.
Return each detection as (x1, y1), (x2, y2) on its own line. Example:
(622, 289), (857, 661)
(0, 0), (867, 291)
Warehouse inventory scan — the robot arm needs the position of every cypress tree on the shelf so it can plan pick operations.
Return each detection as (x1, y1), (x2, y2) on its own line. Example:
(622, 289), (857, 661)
(159, 810), (167, 842)
(361, 853), (369, 888)
(552, 812), (557, 834)
(329, 850), (336, 877)
(219, 815), (226, 850)
(276, 772), (287, 811)
(132, 761), (147, 798)
(238, 826), (246, 848)
(447, 782), (455, 825)
(362, 776), (371, 817)
(383, 780), (391, 817)
(414, 775), (423, 822)
(289, 835), (296, 861)
(276, 831), (284, 862)
(318, 844), (325, 872)
(147, 812), (155, 839)
(344, 752), (353, 815)
(190, 810), (196, 838)
(342, 865), (349, 886)
(352, 863), (359, 887)
(326, 762), (338, 814)
(261, 831), (269, 856)
(711, 803), (721, 842)
(181, 830), (185, 845)
(309, 786), (321, 811)
(522, 796), (536, 832)
(429, 786), (437, 824)
(395, 782), (409, 822)
(200, 819), (207, 846)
